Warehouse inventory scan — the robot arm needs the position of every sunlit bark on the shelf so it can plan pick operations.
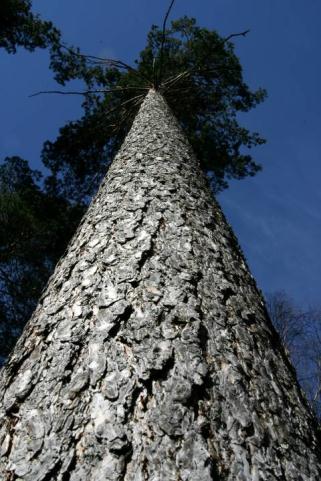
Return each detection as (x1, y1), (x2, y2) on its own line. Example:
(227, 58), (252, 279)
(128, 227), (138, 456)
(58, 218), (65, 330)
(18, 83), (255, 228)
(0, 90), (320, 480)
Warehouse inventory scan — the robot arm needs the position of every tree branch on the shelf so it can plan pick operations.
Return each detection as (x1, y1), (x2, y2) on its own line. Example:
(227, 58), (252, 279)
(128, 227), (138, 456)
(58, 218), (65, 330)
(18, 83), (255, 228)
(157, 0), (176, 88)
(58, 44), (152, 85)
(29, 87), (149, 98)
(160, 64), (240, 93)
(223, 29), (250, 44)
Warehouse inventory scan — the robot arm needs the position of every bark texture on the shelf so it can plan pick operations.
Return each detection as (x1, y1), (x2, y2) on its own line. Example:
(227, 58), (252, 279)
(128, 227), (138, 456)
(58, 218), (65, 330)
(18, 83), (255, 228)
(0, 90), (320, 480)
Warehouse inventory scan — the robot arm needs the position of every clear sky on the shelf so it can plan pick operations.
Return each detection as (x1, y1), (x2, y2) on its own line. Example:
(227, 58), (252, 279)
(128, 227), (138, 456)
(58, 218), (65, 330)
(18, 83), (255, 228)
(1, 0), (320, 308)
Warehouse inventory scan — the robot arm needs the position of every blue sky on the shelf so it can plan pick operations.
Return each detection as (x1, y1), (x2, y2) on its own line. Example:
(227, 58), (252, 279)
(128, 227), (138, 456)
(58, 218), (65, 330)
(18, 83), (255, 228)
(1, 0), (320, 307)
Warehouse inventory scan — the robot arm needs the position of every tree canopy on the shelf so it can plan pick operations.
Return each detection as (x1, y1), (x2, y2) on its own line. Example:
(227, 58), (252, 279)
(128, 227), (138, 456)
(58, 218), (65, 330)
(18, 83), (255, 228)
(43, 16), (266, 203)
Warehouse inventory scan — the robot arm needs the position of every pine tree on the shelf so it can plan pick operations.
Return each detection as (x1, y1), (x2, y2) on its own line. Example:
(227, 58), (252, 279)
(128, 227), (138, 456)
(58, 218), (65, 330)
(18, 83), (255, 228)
(0, 16), (266, 360)
(0, 90), (320, 480)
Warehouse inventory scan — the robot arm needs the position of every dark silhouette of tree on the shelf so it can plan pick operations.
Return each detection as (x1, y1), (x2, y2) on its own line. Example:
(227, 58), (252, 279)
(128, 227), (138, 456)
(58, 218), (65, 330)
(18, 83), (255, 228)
(0, 0), (60, 53)
(0, 157), (83, 361)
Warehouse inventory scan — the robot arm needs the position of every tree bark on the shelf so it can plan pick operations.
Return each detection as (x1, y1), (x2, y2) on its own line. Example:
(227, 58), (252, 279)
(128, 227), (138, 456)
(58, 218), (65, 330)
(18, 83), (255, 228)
(0, 90), (320, 480)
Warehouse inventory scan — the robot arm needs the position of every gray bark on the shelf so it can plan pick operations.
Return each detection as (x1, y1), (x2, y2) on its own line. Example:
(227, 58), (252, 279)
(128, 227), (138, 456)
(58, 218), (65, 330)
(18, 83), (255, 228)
(0, 89), (320, 480)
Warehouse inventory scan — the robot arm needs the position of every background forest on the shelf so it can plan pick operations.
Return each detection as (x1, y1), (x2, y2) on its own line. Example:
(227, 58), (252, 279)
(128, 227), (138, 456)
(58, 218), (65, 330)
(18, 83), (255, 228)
(1, 0), (321, 416)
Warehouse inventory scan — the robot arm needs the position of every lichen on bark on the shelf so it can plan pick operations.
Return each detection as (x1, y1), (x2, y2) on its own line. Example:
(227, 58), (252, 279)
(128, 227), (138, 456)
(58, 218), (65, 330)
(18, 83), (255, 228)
(0, 90), (320, 480)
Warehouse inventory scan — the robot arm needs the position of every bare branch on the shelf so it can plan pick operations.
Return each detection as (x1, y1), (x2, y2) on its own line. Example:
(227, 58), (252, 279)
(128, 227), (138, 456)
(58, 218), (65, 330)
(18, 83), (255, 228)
(59, 44), (132, 70)
(29, 90), (107, 98)
(92, 93), (147, 129)
(58, 44), (152, 85)
(29, 87), (149, 98)
(223, 29), (250, 44)
(105, 93), (146, 134)
(162, 70), (190, 85)
(157, 0), (176, 87)
(160, 71), (191, 94)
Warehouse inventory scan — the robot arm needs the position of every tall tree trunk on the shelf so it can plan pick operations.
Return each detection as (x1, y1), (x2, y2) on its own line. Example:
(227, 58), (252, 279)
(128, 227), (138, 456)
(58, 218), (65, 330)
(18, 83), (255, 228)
(0, 90), (320, 481)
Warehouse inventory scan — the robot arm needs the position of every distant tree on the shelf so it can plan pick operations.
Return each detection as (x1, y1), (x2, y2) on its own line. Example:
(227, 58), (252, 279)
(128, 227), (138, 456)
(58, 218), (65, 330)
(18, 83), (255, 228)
(0, 157), (84, 361)
(267, 291), (307, 353)
(267, 291), (321, 419)
(0, 0), (60, 53)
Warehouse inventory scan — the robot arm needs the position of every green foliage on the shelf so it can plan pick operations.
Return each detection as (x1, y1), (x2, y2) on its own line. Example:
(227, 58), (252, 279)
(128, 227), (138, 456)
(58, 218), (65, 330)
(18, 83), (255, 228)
(0, 0), (60, 53)
(44, 16), (266, 202)
(0, 157), (84, 358)
(0, 1), (66, 359)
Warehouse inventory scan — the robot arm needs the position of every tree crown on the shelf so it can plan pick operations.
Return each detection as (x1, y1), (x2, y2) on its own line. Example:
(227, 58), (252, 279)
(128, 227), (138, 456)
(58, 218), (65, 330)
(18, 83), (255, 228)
(43, 16), (266, 202)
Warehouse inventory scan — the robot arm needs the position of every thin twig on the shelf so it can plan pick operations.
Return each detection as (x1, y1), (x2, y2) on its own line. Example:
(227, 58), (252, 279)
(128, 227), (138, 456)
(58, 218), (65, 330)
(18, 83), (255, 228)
(161, 70), (190, 87)
(29, 90), (101, 97)
(58, 44), (152, 85)
(116, 93), (146, 109)
(160, 63), (240, 92)
(222, 29), (250, 44)
(29, 87), (149, 98)
(157, 0), (176, 88)
(161, 71), (191, 94)
(105, 93), (146, 124)
(106, 94), (145, 134)
(59, 44), (133, 70)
